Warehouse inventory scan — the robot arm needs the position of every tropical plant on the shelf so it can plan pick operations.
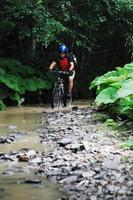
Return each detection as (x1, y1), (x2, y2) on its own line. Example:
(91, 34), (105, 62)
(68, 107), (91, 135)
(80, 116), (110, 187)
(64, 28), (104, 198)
(0, 57), (51, 110)
(90, 63), (133, 119)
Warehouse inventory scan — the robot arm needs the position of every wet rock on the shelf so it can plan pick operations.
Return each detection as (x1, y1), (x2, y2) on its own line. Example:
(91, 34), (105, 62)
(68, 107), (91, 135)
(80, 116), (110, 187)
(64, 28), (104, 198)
(0, 131), (27, 144)
(5, 138), (13, 143)
(59, 196), (69, 200)
(0, 136), (14, 144)
(58, 138), (73, 147)
(17, 149), (37, 162)
(75, 180), (89, 191)
(66, 142), (85, 152)
(82, 170), (95, 178)
(17, 155), (29, 162)
(1, 170), (15, 176)
(37, 168), (45, 174)
(37, 108), (133, 199)
(72, 106), (79, 111)
(1, 154), (15, 161)
(23, 179), (42, 184)
(0, 188), (5, 192)
(30, 157), (42, 163)
(59, 176), (78, 184)
(102, 158), (121, 169)
(15, 167), (30, 173)
(1, 107), (132, 200)
(82, 141), (91, 151)
(93, 167), (101, 174)
(94, 172), (105, 180)
(8, 125), (17, 129)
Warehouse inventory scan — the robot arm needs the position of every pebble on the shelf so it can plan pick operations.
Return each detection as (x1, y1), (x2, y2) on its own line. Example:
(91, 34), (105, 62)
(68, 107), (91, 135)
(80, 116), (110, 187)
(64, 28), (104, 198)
(0, 107), (133, 200)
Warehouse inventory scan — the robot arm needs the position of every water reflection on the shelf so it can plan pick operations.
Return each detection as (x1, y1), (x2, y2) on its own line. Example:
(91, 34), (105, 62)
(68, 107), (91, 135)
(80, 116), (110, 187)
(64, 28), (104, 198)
(0, 174), (62, 200)
(0, 106), (63, 200)
(0, 107), (42, 135)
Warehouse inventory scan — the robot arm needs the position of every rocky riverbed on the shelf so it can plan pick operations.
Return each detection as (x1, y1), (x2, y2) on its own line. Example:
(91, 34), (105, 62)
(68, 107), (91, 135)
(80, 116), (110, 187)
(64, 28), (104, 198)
(0, 106), (133, 200)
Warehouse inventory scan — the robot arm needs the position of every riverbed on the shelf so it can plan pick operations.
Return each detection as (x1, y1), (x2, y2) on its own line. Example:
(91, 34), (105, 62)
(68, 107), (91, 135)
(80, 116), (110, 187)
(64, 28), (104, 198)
(0, 105), (64, 200)
(0, 103), (133, 200)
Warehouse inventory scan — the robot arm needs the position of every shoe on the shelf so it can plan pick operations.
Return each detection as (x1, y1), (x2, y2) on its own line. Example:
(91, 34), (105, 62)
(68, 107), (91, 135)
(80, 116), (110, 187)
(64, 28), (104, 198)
(67, 93), (72, 98)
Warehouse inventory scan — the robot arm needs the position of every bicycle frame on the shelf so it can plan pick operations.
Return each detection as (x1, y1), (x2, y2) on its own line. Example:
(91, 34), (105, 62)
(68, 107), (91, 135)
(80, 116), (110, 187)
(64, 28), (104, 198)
(50, 70), (71, 109)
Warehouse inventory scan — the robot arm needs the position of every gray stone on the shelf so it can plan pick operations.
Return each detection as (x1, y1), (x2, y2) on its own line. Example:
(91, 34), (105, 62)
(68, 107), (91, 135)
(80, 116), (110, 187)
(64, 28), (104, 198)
(58, 138), (73, 147)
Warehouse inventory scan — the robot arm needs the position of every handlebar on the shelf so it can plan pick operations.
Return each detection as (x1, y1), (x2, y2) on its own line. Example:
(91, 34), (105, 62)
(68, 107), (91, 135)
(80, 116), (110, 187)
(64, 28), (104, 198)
(49, 70), (73, 76)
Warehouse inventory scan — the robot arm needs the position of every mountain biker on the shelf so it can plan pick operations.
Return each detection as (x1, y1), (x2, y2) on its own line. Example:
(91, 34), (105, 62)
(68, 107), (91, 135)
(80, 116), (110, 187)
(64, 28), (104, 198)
(49, 44), (75, 98)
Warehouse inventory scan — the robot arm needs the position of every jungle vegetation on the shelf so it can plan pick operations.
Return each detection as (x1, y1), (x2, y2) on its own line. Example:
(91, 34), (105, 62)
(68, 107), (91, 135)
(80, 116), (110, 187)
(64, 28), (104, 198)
(0, 0), (133, 115)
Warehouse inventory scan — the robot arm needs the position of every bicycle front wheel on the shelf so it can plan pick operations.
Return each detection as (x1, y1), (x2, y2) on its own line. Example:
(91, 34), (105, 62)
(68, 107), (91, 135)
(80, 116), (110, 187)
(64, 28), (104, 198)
(51, 87), (59, 109)
(51, 87), (63, 109)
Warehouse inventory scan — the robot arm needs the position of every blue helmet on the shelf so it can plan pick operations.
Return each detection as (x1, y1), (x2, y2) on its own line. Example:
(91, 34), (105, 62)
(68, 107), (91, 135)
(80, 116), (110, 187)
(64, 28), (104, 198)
(58, 44), (68, 53)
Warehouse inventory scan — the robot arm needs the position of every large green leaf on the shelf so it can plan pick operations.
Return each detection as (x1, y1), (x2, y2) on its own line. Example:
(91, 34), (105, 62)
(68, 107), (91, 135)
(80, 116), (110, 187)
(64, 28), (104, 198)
(3, 74), (24, 93)
(123, 63), (133, 72)
(90, 70), (117, 89)
(25, 77), (51, 91)
(0, 68), (6, 82)
(4, 75), (21, 92)
(0, 58), (35, 76)
(32, 77), (51, 89)
(90, 62), (133, 119)
(95, 87), (118, 106)
(25, 79), (38, 91)
(116, 79), (133, 98)
(118, 96), (133, 118)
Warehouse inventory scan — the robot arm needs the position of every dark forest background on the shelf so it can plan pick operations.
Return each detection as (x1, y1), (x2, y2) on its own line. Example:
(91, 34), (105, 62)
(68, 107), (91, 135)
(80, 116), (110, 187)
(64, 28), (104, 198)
(0, 0), (132, 108)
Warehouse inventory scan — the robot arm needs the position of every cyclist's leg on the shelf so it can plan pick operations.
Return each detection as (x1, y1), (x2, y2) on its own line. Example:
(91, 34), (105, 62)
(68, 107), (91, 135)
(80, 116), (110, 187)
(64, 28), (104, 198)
(68, 71), (75, 96)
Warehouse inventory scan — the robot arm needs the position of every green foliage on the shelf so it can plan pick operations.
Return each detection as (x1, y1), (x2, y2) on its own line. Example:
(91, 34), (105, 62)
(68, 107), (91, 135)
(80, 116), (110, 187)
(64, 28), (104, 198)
(0, 100), (6, 111)
(95, 87), (118, 105)
(0, 0), (133, 102)
(120, 137), (133, 149)
(1, 0), (133, 52)
(0, 0), (68, 48)
(90, 63), (133, 119)
(0, 57), (51, 110)
(105, 118), (117, 127)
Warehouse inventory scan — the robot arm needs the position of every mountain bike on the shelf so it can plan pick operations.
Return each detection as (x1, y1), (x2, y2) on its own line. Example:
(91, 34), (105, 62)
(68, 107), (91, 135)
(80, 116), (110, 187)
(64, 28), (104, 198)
(50, 70), (72, 109)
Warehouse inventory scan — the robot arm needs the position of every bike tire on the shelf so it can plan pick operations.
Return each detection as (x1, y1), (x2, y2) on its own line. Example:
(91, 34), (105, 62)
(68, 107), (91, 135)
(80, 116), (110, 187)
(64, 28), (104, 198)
(51, 87), (59, 109)
(51, 87), (64, 109)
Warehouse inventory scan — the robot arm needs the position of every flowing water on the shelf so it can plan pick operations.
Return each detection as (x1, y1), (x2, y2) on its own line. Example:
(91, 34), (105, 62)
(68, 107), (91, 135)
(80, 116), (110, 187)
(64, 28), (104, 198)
(0, 106), (63, 200)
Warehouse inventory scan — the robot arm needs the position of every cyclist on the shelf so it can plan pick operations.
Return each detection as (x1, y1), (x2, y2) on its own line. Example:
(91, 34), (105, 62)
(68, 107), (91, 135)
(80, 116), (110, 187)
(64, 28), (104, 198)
(49, 44), (75, 98)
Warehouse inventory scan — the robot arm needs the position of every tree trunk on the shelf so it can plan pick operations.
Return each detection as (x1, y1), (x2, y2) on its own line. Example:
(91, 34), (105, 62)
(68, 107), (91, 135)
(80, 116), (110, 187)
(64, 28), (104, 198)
(80, 53), (86, 72)
(31, 36), (36, 60)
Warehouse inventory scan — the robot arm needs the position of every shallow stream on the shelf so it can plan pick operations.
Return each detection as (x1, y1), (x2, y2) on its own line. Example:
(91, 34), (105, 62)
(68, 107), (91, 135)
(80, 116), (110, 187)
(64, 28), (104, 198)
(0, 106), (63, 200)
